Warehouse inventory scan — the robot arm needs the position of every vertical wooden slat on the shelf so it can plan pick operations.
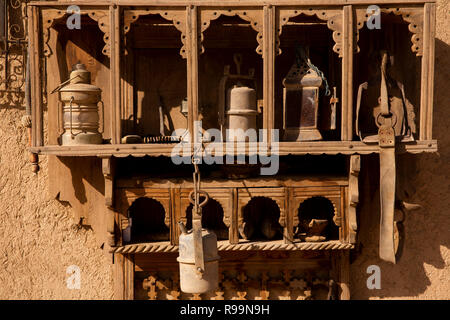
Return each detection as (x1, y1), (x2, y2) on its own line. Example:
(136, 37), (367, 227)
(187, 5), (198, 146)
(28, 5), (43, 147)
(339, 250), (350, 300)
(284, 187), (293, 243)
(341, 5), (354, 141)
(420, 3), (435, 140)
(110, 5), (121, 144)
(230, 188), (239, 244)
(263, 5), (275, 145)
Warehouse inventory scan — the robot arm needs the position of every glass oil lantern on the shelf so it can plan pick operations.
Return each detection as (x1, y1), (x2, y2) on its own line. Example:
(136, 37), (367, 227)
(282, 46), (328, 141)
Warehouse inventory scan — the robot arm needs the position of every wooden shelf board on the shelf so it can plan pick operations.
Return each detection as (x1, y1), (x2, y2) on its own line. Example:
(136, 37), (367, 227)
(29, 140), (438, 157)
(29, 0), (435, 8)
(110, 239), (354, 254)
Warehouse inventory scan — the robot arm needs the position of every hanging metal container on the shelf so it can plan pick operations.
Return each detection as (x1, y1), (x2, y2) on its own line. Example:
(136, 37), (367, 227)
(282, 47), (328, 141)
(56, 63), (103, 145)
(177, 227), (220, 294)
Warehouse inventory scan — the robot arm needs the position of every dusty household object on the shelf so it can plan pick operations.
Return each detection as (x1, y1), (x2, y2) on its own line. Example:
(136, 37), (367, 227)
(220, 53), (259, 142)
(282, 46), (329, 141)
(54, 63), (103, 145)
(177, 227), (220, 294)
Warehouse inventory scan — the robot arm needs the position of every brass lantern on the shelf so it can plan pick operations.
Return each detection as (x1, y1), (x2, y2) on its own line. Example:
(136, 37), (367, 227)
(282, 47), (327, 141)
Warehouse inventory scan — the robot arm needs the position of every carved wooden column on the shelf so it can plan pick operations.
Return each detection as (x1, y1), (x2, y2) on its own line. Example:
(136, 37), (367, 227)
(342, 5), (354, 141)
(420, 3), (436, 140)
(28, 5), (43, 147)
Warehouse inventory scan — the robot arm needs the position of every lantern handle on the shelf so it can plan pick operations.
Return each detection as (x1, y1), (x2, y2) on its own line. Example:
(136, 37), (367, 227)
(50, 74), (82, 94)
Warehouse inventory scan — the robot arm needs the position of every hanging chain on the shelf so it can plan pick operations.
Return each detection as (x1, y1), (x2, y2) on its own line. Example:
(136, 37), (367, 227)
(189, 143), (209, 275)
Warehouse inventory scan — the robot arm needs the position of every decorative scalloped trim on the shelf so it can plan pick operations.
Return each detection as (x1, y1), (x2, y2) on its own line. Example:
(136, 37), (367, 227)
(295, 196), (340, 227)
(355, 7), (424, 56)
(123, 9), (187, 59)
(199, 9), (264, 56)
(277, 8), (343, 57)
(42, 9), (111, 58)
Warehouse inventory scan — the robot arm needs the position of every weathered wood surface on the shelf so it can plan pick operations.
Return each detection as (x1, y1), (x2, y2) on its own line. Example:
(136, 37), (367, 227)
(29, 1), (437, 7)
(29, 140), (438, 156)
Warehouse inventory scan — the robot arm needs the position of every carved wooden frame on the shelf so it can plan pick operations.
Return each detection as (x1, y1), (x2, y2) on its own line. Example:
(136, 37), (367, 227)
(237, 187), (287, 241)
(118, 189), (172, 231)
(355, 6), (424, 56)
(290, 186), (343, 233)
(199, 8), (264, 56)
(179, 188), (231, 229)
(42, 8), (111, 57)
(123, 8), (187, 58)
(276, 7), (343, 57)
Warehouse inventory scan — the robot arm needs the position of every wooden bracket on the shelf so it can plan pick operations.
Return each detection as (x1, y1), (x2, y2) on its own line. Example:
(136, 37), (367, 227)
(199, 8), (264, 56)
(42, 8), (111, 57)
(277, 8), (343, 57)
(123, 9), (187, 58)
(355, 6), (424, 56)
(348, 155), (360, 244)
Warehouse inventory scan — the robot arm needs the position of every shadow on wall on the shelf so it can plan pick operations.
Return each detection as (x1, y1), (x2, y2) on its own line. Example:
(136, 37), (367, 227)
(350, 38), (450, 299)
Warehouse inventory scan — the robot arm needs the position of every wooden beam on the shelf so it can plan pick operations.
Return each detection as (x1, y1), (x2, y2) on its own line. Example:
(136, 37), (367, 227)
(28, 6), (43, 147)
(29, 1), (437, 8)
(420, 2), (436, 140)
(341, 5), (354, 141)
(110, 5), (121, 144)
(187, 5), (199, 147)
(263, 5), (275, 145)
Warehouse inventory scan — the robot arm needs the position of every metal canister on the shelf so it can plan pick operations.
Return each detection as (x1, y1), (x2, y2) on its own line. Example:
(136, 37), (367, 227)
(59, 63), (103, 145)
(226, 85), (258, 141)
(177, 229), (220, 294)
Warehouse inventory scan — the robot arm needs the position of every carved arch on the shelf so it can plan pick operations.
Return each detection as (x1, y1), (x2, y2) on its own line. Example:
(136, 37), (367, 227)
(199, 8), (264, 56)
(277, 8), (343, 57)
(42, 9), (111, 57)
(355, 7), (424, 56)
(123, 9), (187, 58)
(294, 196), (340, 228)
(128, 196), (171, 230)
(239, 196), (285, 233)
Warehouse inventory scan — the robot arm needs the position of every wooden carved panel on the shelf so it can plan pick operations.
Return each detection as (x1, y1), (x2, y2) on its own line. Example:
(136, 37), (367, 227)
(135, 251), (333, 300)
(347, 155), (360, 244)
(42, 8), (111, 57)
(199, 8), (264, 56)
(237, 187), (287, 233)
(355, 6), (424, 56)
(123, 9), (187, 58)
(277, 8), (343, 57)
(119, 188), (171, 229)
(290, 186), (342, 228)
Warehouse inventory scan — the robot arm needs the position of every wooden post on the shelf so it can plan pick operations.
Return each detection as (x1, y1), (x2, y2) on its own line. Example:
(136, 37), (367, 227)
(263, 5), (275, 145)
(28, 5), (43, 147)
(420, 3), (436, 140)
(110, 5), (121, 144)
(187, 5), (199, 146)
(341, 5), (354, 141)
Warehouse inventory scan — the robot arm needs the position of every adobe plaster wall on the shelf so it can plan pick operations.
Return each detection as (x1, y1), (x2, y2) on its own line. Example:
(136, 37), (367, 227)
(0, 0), (448, 299)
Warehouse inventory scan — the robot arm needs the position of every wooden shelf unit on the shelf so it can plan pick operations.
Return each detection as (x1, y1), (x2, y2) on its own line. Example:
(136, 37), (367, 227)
(28, 1), (437, 156)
